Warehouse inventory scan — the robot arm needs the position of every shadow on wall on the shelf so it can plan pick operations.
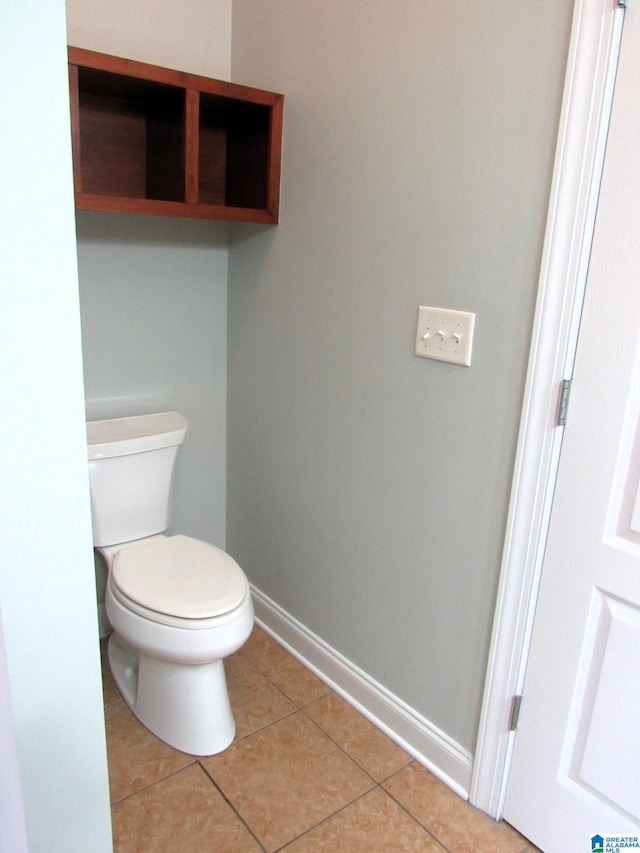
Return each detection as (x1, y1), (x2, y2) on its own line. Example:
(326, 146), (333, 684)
(75, 210), (231, 249)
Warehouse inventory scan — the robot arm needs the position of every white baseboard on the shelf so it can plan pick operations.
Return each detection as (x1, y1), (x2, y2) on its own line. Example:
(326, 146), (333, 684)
(251, 585), (473, 799)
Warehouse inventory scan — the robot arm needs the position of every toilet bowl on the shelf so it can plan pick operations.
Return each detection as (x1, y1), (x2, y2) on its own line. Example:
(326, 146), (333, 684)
(87, 412), (254, 755)
(101, 534), (254, 755)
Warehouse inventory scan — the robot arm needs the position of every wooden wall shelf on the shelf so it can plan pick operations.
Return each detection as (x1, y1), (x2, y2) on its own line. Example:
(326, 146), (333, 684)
(68, 47), (283, 223)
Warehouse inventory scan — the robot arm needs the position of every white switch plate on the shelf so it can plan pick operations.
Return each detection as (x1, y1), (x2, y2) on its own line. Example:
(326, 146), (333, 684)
(414, 306), (475, 366)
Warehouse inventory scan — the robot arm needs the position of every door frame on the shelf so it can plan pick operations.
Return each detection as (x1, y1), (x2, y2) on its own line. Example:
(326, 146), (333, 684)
(470, 0), (626, 819)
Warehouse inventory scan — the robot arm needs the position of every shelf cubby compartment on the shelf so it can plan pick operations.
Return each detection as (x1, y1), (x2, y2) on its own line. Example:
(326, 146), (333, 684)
(198, 94), (271, 210)
(75, 68), (185, 202)
(68, 47), (283, 223)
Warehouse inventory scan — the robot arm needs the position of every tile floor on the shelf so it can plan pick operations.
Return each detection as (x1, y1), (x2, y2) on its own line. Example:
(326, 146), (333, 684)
(101, 625), (539, 852)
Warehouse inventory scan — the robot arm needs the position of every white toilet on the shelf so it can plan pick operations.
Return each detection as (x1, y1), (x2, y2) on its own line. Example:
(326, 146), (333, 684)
(87, 411), (254, 756)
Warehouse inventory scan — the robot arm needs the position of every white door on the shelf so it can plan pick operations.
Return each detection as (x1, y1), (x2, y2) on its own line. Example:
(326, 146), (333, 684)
(503, 5), (640, 852)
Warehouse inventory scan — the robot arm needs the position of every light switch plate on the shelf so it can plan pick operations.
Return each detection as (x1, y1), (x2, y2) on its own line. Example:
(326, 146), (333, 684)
(414, 306), (475, 366)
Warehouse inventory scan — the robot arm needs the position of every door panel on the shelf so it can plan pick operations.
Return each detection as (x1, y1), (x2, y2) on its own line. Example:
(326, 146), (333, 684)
(569, 591), (640, 822)
(503, 3), (640, 849)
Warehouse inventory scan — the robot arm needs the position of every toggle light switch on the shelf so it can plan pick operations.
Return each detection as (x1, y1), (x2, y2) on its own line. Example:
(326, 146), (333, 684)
(414, 306), (475, 366)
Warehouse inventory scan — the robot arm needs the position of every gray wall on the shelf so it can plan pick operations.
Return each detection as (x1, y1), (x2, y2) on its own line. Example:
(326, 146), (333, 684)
(228, 1), (573, 752)
(66, 0), (231, 80)
(77, 214), (229, 549)
(67, 0), (233, 610)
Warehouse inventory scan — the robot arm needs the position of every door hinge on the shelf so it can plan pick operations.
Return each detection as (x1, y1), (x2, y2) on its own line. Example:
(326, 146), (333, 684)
(509, 695), (523, 731)
(617, 0), (627, 9)
(557, 379), (572, 427)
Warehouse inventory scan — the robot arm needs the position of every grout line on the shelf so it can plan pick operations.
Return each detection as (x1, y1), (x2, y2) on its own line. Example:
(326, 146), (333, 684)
(232, 651), (303, 712)
(109, 761), (198, 808)
(234, 705), (300, 742)
(240, 628), (333, 709)
(298, 696), (414, 785)
(102, 632), (503, 852)
(300, 708), (379, 785)
(197, 761), (268, 853)
(273, 786), (381, 851)
(381, 784), (452, 853)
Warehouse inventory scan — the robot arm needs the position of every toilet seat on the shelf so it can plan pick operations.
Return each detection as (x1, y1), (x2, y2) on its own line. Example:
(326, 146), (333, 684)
(111, 534), (248, 626)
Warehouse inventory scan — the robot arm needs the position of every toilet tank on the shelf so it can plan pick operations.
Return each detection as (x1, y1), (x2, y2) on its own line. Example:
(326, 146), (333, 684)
(87, 412), (188, 547)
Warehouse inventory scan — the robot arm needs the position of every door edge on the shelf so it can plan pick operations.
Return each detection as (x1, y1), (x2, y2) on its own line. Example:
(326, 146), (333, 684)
(470, 0), (625, 819)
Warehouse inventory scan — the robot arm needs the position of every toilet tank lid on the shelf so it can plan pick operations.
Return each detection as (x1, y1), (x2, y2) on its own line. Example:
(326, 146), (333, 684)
(87, 412), (187, 460)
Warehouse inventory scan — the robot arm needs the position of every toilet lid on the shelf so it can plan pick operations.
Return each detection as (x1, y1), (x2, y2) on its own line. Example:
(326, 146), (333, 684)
(111, 535), (247, 619)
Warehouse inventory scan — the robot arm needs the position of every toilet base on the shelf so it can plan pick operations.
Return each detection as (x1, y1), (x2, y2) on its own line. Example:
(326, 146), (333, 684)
(108, 633), (236, 756)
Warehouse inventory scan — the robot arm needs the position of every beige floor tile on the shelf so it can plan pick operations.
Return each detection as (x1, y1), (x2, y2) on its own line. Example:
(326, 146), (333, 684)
(384, 763), (530, 853)
(304, 693), (412, 781)
(105, 700), (194, 803)
(241, 623), (272, 657)
(112, 763), (260, 853)
(285, 787), (446, 851)
(226, 651), (296, 738)
(201, 711), (374, 852)
(241, 625), (331, 707)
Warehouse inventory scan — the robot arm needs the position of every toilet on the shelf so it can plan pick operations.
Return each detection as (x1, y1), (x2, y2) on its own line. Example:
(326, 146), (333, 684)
(87, 411), (254, 756)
